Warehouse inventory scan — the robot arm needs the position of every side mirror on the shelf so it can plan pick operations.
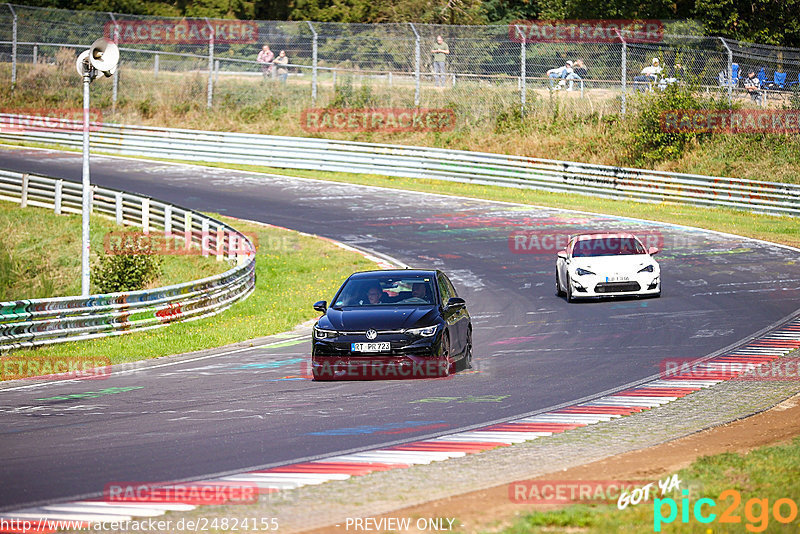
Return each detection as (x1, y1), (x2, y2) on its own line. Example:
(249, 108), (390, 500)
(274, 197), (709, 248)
(648, 247), (659, 255)
(313, 300), (327, 313)
(445, 297), (466, 311)
(557, 250), (568, 260)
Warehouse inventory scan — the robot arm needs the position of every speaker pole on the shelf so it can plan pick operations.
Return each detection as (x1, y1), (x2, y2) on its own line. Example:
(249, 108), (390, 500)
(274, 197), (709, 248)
(81, 67), (92, 296)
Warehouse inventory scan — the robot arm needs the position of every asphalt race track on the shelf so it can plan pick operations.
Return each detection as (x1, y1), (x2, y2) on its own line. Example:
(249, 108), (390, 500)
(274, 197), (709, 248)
(2, 147), (800, 511)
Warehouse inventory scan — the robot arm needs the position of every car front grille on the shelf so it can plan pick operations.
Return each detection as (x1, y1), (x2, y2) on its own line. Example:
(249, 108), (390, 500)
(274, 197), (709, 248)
(594, 281), (642, 293)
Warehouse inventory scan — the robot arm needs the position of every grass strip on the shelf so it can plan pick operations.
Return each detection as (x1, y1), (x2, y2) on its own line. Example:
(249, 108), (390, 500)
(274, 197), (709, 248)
(0, 200), (227, 300)
(2, 214), (375, 369)
(497, 435), (800, 533)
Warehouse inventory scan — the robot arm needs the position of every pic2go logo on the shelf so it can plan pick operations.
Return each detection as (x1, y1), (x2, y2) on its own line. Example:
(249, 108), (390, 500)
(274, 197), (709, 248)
(653, 489), (800, 532)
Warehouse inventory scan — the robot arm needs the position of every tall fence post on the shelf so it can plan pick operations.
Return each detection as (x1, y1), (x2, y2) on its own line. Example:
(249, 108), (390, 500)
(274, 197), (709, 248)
(108, 12), (120, 109)
(516, 25), (526, 116)
(409, 23), (420, 107)
(32, 44), (37, 64)
(8, 4), (17, 87)
(205, 18), (214, 109)
(615, 29), (627, 116)
(307, 21), (318, 105)
(719, 37), (733, 106)
(154, 53), (159, 77)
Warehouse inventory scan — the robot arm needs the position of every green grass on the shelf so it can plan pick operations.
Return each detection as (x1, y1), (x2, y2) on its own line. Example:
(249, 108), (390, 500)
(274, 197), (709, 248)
(4, 59), (800, 183)
(0, 200), (227, 300)
(494, 436), (800, 533)
(8, 215), (375, 365)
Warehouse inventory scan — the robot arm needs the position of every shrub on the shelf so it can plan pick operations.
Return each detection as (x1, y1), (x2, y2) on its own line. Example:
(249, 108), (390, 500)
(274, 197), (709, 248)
(628, 83), (732, 165)
(92, 234), (163, 294)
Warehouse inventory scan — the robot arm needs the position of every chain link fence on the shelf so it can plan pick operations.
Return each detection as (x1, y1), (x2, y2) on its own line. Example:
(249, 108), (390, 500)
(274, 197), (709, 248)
(2, 4), (800, 126)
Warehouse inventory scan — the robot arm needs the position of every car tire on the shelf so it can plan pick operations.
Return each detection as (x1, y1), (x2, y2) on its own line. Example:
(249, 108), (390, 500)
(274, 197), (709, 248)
(457, 329), (473, 371)
(566, 274), (575, 303)
(556, 270), (565, 297)
(440, 334), (452, 378)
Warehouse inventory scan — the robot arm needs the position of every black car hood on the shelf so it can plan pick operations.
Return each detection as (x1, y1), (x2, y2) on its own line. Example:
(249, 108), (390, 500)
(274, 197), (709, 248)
(322, 306), (439, 331)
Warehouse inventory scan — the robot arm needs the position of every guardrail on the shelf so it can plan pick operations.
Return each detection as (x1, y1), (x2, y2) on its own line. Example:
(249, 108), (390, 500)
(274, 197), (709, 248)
(1, 114), (799, 217)
(0, 168), (256, 351)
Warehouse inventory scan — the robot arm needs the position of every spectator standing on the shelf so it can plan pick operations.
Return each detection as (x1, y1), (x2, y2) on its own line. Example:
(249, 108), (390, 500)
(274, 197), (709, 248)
(257, 45), (274, 79)
(431, 35), (449, 87)
(274, 50), (289, 84)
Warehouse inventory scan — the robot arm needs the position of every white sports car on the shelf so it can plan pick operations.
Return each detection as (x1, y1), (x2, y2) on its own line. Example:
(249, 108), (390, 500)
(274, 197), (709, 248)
(556, 233), (661, 302)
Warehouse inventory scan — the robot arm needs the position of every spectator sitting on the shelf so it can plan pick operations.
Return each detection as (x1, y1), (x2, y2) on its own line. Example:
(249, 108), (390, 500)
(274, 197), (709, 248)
(565, 59), (586, 91)
(633, 58), (662, 92)
(547, 60), (573, 89)
(659, 62), (684, 90)
(744, 70), (762, 105)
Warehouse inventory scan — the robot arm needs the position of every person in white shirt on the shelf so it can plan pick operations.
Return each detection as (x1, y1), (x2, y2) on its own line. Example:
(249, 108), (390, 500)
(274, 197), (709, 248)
(547, 60), (573, 89)
(634, 58), (662, 91)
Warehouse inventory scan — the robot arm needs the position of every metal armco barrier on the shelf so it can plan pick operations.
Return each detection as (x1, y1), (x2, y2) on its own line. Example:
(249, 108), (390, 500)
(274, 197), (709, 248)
(1, 114), (799, 217)
(0, 168), (256, 351)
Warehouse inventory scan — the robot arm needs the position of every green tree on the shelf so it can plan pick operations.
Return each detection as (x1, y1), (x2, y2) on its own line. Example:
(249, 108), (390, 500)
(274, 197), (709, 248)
(694, 0), (800, 47)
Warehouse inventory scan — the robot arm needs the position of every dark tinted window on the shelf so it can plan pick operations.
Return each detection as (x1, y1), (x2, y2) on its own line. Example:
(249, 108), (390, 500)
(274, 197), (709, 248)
(333, 275), (436, 307)
(572, 237), (646, 257)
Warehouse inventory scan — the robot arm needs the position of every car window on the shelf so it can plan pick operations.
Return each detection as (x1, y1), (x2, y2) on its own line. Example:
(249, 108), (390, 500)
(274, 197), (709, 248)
(437, 273), (452, 306)
(573, 237), (646, 257)
(332, 275), (436, 307)
(443, 274), (458, 298)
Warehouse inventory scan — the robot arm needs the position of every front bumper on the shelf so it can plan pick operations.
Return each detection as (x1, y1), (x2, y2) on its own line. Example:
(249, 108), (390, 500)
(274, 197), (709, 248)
(312, 334), (447, 380)
(569, 274), (660, 298)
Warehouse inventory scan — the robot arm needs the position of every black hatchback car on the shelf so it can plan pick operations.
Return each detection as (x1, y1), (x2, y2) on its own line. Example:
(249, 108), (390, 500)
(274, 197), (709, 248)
(311, 269), (472, 380)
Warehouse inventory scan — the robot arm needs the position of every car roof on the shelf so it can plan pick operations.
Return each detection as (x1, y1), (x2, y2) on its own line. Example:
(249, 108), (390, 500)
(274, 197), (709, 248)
(574, 232), (638, 241)
(348, 269), (438, 279)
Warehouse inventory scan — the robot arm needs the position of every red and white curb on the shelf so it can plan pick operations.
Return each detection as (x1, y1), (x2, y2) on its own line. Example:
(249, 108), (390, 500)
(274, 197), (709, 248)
(2, 319), (799, 532)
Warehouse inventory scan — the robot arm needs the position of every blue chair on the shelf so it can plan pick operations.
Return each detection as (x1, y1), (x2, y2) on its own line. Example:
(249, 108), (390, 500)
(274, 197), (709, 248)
(768, 71), (787, 90)
(718, 63), (740, 87)
(757, 67), (767, 87)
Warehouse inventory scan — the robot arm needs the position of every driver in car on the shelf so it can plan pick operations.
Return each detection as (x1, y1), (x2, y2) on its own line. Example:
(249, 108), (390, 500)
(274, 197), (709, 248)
(409, 283), (431, 302)
(366, 285), (384, 305)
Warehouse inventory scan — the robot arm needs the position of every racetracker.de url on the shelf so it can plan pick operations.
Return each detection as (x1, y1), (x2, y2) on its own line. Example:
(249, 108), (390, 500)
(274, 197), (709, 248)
(0, 517), (279, 532)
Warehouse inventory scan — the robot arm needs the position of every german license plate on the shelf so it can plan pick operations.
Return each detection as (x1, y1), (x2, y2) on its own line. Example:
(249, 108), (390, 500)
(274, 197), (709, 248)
(351, 342), (391, 352)
(606, 276), (630, 282)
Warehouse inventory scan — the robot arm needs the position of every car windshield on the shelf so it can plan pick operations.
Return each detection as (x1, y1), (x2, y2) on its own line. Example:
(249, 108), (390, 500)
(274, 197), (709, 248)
(572, 237), (646, 257)
(333, 276), (436, 307)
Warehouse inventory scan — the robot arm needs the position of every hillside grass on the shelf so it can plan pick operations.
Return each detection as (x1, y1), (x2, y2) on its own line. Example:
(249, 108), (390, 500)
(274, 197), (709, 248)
(3, 58), (800, 183)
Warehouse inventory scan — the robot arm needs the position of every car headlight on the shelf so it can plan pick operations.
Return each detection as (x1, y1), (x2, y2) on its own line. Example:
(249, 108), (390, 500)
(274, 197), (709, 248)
(314, 326), (338, 339)
(406, 325), (438, 337)
(638, 265), (655, 273)
(575, 267), (595, 276)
